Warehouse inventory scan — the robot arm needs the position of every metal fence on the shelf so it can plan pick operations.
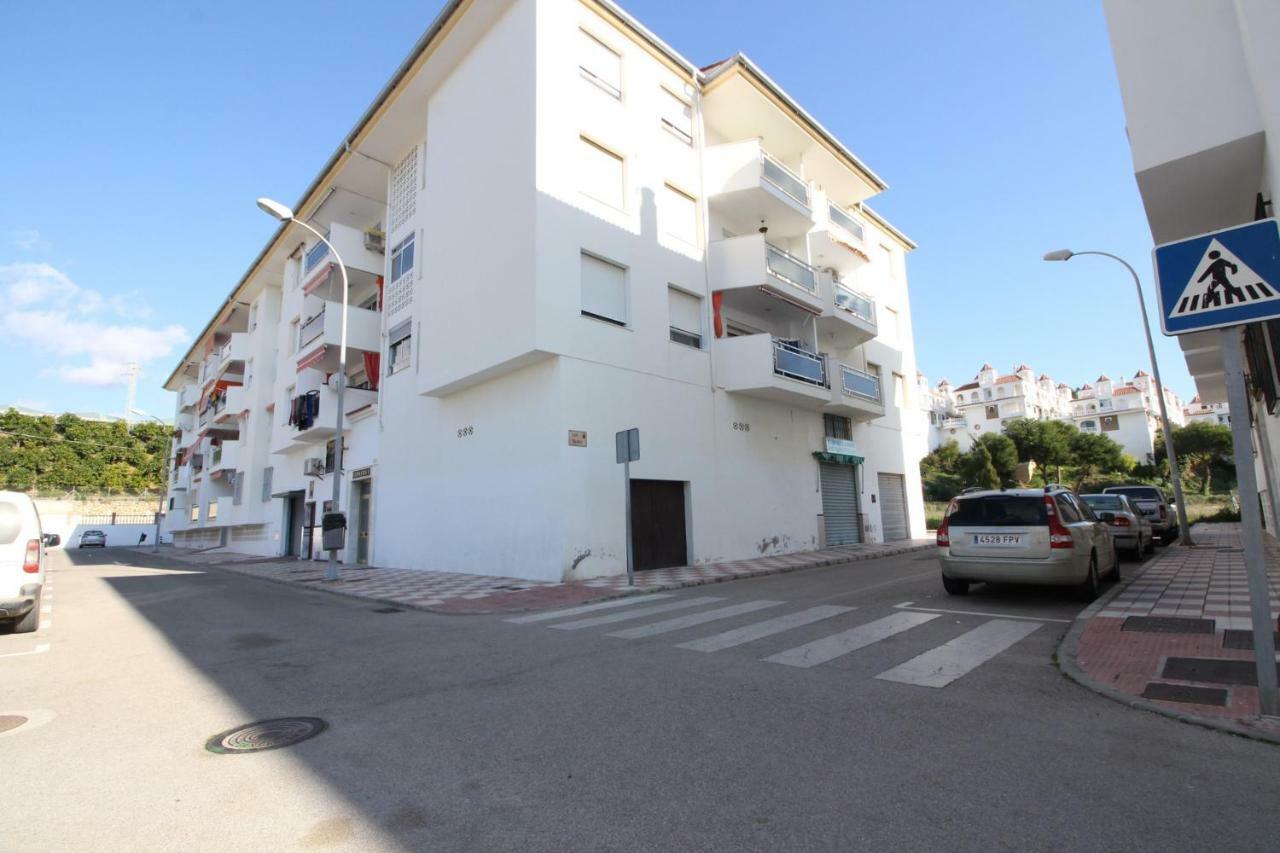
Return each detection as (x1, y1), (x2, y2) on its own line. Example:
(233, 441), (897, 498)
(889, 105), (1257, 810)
(79, 513), (160, 526)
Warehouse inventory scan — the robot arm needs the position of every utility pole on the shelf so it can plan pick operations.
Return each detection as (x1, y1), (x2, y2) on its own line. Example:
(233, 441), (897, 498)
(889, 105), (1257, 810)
(124, 362), (139, 421)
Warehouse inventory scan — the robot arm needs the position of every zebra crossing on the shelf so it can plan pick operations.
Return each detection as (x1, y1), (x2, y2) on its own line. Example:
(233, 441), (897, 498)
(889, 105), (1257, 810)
(505, 593), (1045, 688)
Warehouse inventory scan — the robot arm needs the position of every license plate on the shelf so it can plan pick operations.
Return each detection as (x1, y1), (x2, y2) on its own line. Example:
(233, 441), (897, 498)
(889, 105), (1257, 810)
(973, 534), (1021, 546)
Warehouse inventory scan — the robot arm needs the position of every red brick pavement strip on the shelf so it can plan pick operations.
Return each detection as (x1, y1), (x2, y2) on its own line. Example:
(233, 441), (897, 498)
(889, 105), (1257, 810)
(1059, 524), (1280, 745)
(136, 540), (935, 616)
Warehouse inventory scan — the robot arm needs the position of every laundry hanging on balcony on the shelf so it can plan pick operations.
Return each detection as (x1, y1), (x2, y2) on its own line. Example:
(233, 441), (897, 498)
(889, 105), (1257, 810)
(288, 391), (321, 430)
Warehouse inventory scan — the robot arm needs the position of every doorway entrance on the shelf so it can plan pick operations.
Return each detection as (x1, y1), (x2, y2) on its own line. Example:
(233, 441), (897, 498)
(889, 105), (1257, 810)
(355, 479), (372, 565)
(819, 461), (862, 546)
(629, 479), (688, 571)
(285, 492), (305, 557)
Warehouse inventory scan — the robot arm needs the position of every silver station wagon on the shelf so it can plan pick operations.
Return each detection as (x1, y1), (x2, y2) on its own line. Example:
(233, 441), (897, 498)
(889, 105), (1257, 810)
(936, 486), (1119, 600)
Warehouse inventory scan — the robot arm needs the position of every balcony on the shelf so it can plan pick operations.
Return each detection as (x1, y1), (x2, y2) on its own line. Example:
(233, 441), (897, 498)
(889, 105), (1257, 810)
(712, 334), (831, 410)
(204, 333), (249, 386)
(301, 222), (386, 297)
(286, 382), (378, 444)
(177, 384), (200, 412)
(709, 234), (825, 318)
(209, 440), (240, 473)
(826, 360), (885, 421)
(940, 416), (967, 430)
(816, 275), (877, 349)
(211, 386), (247, 424)
(810, 202), (872, 279)
(705, 140), (813, 237)
(295, 302), (382, 375)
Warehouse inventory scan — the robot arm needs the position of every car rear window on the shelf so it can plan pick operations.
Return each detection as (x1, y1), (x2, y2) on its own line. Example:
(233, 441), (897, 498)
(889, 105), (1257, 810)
(1106, 487), (1160, 500)
(1083, 496), (1124, 511)
(949, 496), (1047, 527)
(0, 501), (20, 545)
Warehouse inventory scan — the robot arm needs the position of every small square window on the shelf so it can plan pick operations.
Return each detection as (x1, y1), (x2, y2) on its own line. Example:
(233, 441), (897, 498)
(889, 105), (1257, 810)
(581, 252), (627, 326)
(579, 137), (625, 210)
(580, 29), (621, 98)
(668, 286), (702, 348)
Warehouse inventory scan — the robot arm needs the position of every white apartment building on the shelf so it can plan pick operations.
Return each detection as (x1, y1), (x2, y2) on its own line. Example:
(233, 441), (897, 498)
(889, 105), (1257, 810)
(1104, 0), (1280, 528)
(1184, 396), (1232, 427)
(923, 362), (1185, 461)
(160, 0), (928, 582)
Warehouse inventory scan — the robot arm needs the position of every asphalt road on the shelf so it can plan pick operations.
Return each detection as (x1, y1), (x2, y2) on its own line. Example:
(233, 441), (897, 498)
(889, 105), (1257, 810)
(2, 545), (1276, 851)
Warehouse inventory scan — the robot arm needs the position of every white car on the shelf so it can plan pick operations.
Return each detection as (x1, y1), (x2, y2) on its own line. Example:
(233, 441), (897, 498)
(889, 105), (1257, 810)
(0, 491), (50, 634)
(936, 486), (1120, 600)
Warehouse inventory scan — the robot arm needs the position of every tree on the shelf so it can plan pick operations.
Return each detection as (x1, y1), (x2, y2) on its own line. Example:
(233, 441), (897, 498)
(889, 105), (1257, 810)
(976, 432), (1018, 486)
(1069, 432), (1129, 491)
(920, 439), (964, 476)
(962, 443), (1000, 491)
(0, 411), (169, 495)
(1004, 418), (1075, 483)
(1163, 421), (1234, 494)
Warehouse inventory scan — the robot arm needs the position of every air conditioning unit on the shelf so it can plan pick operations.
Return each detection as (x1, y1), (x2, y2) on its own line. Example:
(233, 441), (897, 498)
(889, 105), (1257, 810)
(364, 229), (386, 254)
(303, 458), (326, 478)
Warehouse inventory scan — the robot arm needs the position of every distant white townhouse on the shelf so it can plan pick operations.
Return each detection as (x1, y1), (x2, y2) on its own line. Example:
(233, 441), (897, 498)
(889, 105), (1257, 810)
(1183, 396), (1231, 428)
(159, 0), (931, 583)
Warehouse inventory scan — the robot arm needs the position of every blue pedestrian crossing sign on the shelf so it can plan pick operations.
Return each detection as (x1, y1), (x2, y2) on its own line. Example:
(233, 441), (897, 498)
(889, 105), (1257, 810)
(1154, 219), (1280, 335)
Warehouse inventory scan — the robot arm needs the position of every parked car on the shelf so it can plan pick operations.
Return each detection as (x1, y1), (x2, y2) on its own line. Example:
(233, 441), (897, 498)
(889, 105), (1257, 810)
(936, 486), (1120, 600)
(1082, 493), (1155, 559)
(79, 529), (107, 548)
(1102, 485), (1178, 543)
(0, 491), (48, 634)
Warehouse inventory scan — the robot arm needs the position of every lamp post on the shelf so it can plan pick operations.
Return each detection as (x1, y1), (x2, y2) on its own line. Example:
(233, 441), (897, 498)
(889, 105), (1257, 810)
(1043, 249), (1192, 546)
(130, 408), (171, 554)
(258, 197), (350, 582)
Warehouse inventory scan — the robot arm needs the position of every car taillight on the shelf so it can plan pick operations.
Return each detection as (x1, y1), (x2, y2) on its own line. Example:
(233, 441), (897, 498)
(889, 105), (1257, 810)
(1044, 496), (1075, 549)
(23, 538), (40, 573)
(1111, 516), (1131, 527)
(936, 498), (958, 547)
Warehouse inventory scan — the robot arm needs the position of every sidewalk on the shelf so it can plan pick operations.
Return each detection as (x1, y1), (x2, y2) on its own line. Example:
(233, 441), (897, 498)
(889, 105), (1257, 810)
(1062, 523), (1280, 742)
(137, 539), (933, 615)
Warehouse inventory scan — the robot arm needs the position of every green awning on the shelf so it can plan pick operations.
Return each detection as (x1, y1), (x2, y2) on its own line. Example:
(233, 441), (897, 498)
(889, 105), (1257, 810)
(813, 451), (863, 466)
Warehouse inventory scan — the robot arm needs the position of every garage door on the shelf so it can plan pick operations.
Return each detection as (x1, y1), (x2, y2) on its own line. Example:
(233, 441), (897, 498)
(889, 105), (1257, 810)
(877, 472), (909, 541)
(820, 462), (861, 546)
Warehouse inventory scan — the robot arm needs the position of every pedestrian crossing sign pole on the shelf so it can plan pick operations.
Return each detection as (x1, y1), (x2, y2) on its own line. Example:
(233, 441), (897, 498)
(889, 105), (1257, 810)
(1154, 218), (1280, 717)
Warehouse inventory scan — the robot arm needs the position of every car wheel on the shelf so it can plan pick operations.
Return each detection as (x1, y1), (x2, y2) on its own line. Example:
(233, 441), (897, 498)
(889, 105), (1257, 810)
(1146, 535), (1157, 555)
(942, 575), (970, 596)
(1078, 554), (1101, 602)
(13, 592), (40, 634)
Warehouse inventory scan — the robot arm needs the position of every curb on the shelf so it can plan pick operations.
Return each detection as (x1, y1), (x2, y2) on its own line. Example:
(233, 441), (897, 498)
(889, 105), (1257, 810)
(1055, 542), (1280, 747)
(138, 542), (935, 617)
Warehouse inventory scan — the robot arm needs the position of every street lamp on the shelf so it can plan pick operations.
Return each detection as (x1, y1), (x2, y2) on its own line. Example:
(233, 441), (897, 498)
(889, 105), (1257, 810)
(1043, 249), (1193, 546)
(258, 196), (350, 582)
(130, 408), (171, 554)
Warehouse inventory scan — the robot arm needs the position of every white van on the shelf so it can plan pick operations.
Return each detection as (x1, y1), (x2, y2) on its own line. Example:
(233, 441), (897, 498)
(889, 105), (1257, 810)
(0, 491), (52, 634)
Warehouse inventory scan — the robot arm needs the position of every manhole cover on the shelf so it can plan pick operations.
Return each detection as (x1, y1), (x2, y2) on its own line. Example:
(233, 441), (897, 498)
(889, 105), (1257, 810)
(206, 717), (327, 754)
(0, 715), (28, 734)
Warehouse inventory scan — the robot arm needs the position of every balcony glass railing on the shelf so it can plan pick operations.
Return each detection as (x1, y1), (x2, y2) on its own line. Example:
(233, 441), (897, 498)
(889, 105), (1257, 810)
(299, 309), (326, 348)
(841, 365), (881, 402)
(772, 339), (827, 387)
(304, 236), (331, 273)
(765, 245), (817, 294)
(760, 151), (809, 207)
(834, 283), (875, 323)
(828, 203), (866, 242)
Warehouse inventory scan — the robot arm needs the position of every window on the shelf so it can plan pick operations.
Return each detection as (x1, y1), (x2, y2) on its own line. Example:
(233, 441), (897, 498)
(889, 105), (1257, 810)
(208, 500), (219, 521)
(581, 252), (627, 326)
(168, 497), (175, 510)
(985, 405), (999, 420)
(1101, 414), (1120, 432)
(659, 87), (692, 144)
(1081, 420), (1097, 430)
(824, 413), (852, 441)
(261, 466), (273, 502)
(893, 373), (905, 407)
(661, 184), (698, 245)
(579, 29), (621, 98)
(668, 286), (702, 348)
(1055, 495), (1081, 523)
(390, 233), (415, 282)
(579, 137), (625, 209)
(882, 306), (899, 344)
(190, 505), (199, 523)
(388, 320), (412, 375)
(983, 388), (992, 400)
(324, 440), (336, 475)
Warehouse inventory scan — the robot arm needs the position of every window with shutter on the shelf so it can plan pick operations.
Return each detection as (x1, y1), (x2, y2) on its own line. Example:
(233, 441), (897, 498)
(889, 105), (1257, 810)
(388, 320), (413, 374)
(581, 252), (627, 326)
(659, 88), (692, 144)
(579, 29), (621, 98)
(261, 466), (273, 502)
(233, 472), (244, 506)
(661, 184), (698, 245)
(668, 286), (702, 348)
(579, 137), (625, 209)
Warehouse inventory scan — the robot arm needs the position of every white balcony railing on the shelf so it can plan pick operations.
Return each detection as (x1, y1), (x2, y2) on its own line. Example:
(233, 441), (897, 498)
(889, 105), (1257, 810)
(828, 202), (866, 242)
(299, 308), (326, 349)
(760, 151), (809, 207)
(834, 282), (875, 324)
(765, 244), (817, 294)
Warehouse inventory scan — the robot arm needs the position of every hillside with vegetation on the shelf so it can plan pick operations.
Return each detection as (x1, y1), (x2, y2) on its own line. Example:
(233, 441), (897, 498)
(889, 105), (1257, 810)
(0, 410), (170, 495)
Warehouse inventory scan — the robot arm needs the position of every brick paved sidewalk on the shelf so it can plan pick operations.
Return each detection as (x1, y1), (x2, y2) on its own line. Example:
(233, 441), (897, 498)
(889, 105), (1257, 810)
(135, 539), (933, 615)
(1066, 523), (1280, 737)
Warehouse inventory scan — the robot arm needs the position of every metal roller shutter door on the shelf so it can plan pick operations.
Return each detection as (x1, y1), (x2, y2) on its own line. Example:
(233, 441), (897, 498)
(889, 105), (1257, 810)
(820, 462), (861, 546)
(877, 472), (909, 541)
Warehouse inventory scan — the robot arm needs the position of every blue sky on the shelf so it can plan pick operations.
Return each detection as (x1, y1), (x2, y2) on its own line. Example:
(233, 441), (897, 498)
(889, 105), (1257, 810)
(0, 0), (1192, 419)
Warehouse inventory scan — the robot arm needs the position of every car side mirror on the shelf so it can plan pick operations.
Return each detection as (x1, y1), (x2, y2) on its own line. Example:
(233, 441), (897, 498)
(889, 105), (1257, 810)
(43, 533), (60, 547)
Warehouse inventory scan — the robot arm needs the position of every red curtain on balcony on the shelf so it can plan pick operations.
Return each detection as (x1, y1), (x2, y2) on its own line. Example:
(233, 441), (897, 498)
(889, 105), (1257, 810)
(712, 291), (724, 338)
(364, 352), (381, 391)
